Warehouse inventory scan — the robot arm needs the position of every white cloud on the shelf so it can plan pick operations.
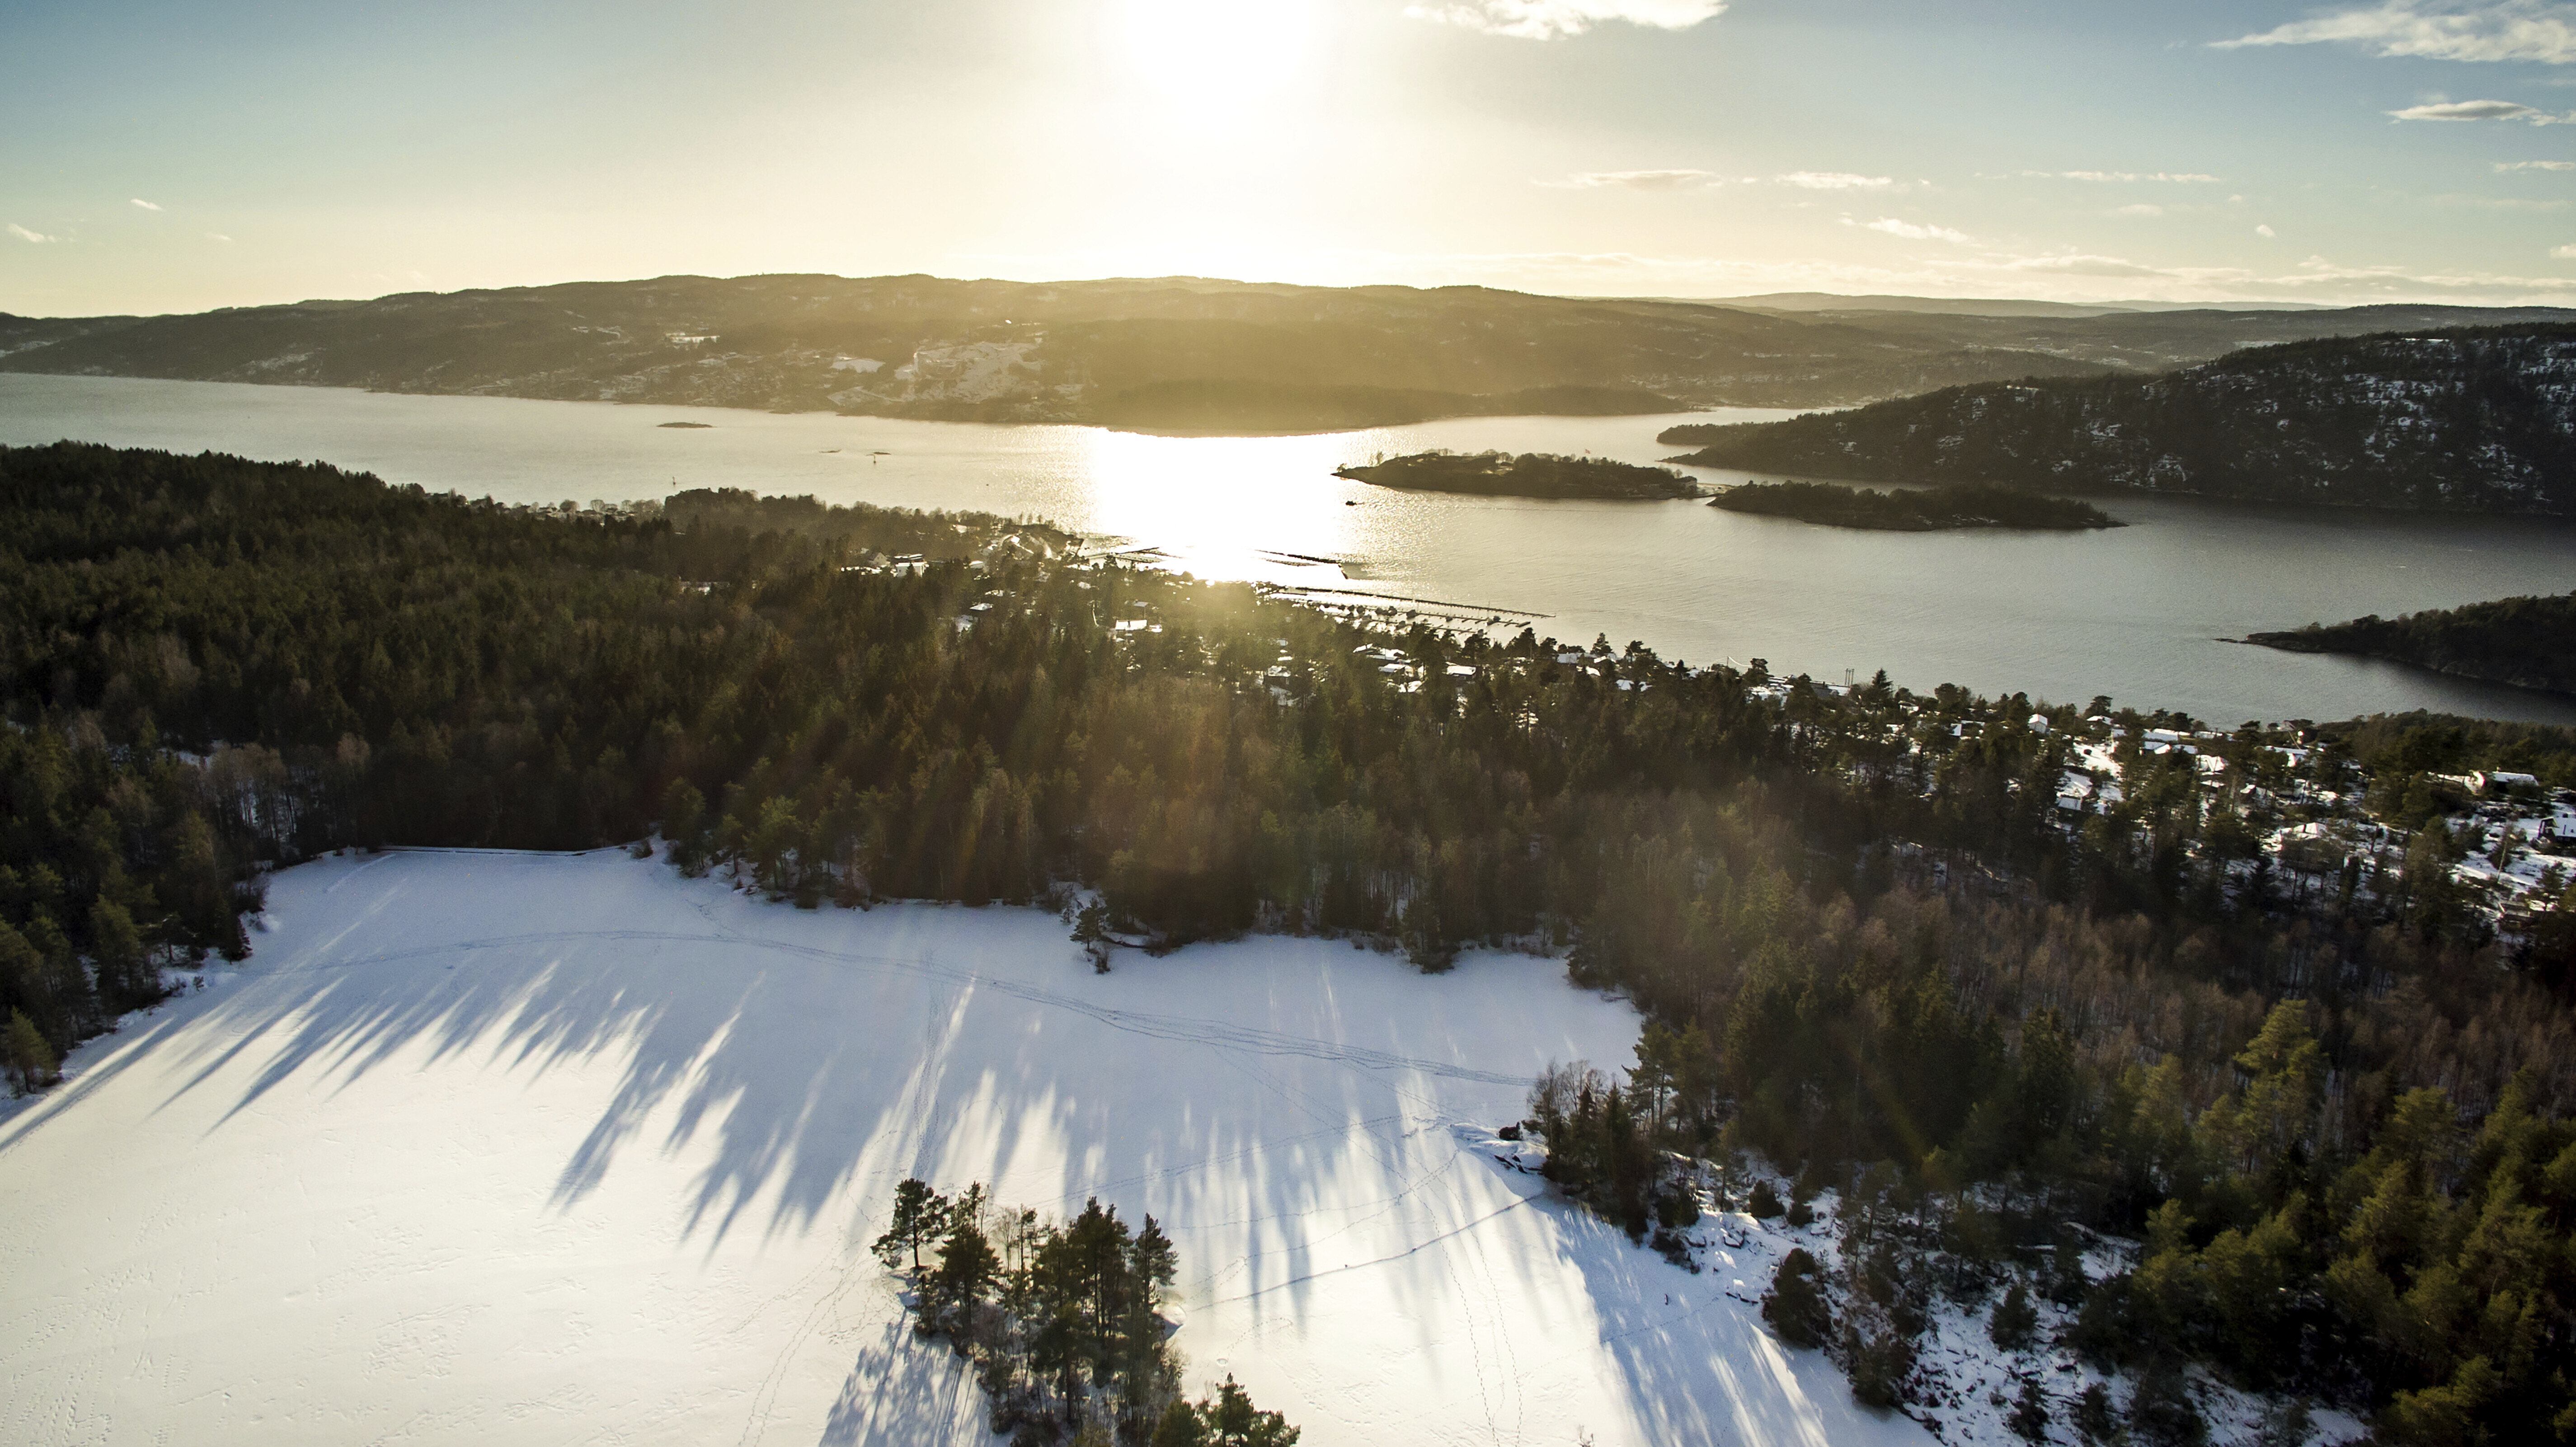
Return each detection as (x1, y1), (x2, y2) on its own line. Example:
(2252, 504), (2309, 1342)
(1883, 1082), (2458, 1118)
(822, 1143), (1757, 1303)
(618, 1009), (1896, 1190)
(1862, 217), (1974, 243)
(2003, 253), (2172, 278)
(2388, 97), (2572, 119)
(1543, 169), (1718, 189)
(2258, 223), (2280, 236)
(1775, 170), (1894, 190)
(2554, 242), (2576, 255)
(2048, 170), (2222, 183)
(2218, 1), (2576, 64)
(6, 223), (58, 243)
(1404, 0), (1724, 40)
(207, 232), (233, 243)
(2497, 157), (2576, 166)
(2114, 203), (2166, 216)
(129, 198), (160, 211)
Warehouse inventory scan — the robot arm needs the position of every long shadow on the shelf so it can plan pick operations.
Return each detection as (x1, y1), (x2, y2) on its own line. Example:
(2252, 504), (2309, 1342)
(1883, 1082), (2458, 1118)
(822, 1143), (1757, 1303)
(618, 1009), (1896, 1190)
(64, 850), (1684, 1444)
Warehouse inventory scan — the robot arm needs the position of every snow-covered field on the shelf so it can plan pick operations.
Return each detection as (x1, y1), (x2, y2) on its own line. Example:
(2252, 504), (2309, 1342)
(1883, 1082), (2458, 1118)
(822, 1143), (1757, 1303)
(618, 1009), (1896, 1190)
(0, 850), (1929, 1447)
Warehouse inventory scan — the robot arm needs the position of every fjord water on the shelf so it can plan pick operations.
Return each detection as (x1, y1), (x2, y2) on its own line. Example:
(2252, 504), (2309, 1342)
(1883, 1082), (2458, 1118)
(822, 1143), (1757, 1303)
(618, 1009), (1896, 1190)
(7, 372), (2574, 726)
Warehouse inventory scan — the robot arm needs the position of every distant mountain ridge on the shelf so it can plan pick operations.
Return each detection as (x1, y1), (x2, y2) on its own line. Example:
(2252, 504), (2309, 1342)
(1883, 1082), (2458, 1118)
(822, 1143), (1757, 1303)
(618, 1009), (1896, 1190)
(3, 273), (2566, 432)
(1702, 292), (2339, 317)
(1663, 324), (2576, 514)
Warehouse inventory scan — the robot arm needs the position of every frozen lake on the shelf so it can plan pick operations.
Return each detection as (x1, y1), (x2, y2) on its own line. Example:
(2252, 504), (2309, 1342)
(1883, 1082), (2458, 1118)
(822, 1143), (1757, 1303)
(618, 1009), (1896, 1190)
(5, 372), (2573, 724)
(0, 850), (1925, 1447)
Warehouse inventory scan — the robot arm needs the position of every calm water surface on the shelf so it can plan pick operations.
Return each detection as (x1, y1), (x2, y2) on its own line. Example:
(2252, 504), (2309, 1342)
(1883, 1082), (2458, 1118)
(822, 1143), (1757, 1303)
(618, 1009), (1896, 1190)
(6, 373), (2574, 725)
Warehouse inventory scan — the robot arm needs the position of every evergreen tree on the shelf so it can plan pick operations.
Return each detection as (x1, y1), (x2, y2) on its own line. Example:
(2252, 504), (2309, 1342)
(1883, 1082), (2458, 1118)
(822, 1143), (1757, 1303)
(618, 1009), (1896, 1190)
(5, 1007), (57, 1094)
(1763, 1248), (1832, 1349)
(1990, 1279), (2038, 1353)
(874, 1178), (947, 1271)
(2007, 1378), (2050, 1443)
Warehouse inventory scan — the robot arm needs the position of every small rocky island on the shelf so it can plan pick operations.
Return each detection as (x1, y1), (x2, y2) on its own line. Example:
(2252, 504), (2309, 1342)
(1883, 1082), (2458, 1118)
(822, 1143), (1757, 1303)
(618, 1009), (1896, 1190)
(1706, 479), (2122, 531)
(657, 420), (713, 428)
(1334, 450), (1701, 500)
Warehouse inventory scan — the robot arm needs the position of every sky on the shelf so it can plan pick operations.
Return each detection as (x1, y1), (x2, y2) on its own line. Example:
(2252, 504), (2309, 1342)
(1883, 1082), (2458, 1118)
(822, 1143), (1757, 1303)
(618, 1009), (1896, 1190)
(11, 0), (2576, 314)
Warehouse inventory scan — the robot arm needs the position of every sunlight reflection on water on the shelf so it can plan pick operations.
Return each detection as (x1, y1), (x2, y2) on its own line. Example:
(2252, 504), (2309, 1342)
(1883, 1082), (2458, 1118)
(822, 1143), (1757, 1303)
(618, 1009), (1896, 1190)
(6, 374), (2574, 725)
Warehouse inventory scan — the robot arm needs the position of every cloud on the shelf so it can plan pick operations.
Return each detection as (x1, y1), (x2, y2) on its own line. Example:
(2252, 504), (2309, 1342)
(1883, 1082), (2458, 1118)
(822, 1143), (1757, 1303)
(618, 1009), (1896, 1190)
(2554, 242), (2576, 255)
(129, 198), (160, 211)
(2388, 97), (2571, 119)
(1404, 0), (1724, 40)
(2114, 203), (2166, 216)
(2427, 191), (2573, 205)
(1775, 170), (1894, 189)
(2258, 223), (2280, 236)
(1861, 217), (1974, 243)
(2047, 170), (2222, 183)
(6, 223), (58, 243)
(1544, 169), (1718, 189)
(2499, 158), (2576, 167)
(207, 232), (233, 243)
(2003, 253), (2172, 277)
(2218, 1), (2576, 64)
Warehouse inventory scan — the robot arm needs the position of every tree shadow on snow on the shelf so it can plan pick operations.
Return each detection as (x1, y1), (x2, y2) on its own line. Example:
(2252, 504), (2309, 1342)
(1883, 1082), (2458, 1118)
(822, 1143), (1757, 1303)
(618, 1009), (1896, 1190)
(75, 851), (1701, 1445)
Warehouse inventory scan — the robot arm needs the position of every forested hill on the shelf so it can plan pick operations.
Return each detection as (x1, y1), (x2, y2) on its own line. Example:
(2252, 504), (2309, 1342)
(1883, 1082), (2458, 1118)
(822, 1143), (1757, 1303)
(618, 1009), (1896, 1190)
(2247, 591), (2576, 695)
(3, 276), (2565, 429)
(1663, 324), (2576, 513)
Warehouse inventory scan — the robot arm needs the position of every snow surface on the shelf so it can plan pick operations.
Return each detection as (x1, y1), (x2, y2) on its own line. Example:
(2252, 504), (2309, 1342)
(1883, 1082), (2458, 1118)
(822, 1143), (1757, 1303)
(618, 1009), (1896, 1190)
(0, 849), (1932, 1447)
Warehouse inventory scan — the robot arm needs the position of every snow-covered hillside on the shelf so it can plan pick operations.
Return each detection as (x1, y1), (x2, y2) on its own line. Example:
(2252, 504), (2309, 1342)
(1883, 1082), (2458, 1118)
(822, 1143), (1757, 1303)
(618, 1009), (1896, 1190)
(0, 850), (1929, 1447)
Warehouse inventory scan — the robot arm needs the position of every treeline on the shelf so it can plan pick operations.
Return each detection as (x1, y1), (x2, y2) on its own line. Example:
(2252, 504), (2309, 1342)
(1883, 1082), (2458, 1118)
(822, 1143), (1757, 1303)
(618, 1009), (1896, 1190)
(8, 442), (2576, 1438)
(663, 487), (1073, 558)
(2249, 591), (2576, 699)
(874, 1178), (1296, 1446)
(1704, 480), (2121, 532)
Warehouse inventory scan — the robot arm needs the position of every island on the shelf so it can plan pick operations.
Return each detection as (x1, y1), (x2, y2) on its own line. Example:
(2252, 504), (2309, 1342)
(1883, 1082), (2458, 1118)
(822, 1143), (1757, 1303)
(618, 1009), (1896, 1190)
(1704, 479), (2122, 531)
(2243, 591), (2576, 696)
(1333, 450), (1702, 500)
(657, 421), (712, 428)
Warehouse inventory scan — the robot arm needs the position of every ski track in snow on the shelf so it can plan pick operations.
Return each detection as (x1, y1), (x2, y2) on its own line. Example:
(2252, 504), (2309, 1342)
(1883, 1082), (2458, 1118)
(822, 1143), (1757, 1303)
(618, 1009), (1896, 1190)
(0, 849), (1932, 1447)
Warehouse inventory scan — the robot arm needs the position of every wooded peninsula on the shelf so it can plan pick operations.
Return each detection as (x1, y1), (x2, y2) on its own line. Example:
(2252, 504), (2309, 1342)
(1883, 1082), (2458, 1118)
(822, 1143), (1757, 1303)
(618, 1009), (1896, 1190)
(2246, 591), (2576, 697)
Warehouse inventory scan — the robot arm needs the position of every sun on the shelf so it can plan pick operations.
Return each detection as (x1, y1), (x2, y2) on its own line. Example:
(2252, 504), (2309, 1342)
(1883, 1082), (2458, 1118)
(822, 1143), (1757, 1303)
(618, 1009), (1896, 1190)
(1110, 0), (1326, 106)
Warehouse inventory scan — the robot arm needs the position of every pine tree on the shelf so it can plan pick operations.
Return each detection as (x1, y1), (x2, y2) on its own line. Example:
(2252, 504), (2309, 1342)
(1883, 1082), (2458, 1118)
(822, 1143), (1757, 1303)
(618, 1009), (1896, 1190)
(1205, 1375), (1299, 1447)
(874, 1178), (947, 1271)
(5, 1008), (58, 1094)
(1990, 1279), (2038, 1353)
(88, 897), (153, 1012)
(1152, 1400), (1208, 1447)
(1762, 1248), (1832, 1348)
(930, 1217), (1001, 1336)
(2007, 1378), (2050, 1443)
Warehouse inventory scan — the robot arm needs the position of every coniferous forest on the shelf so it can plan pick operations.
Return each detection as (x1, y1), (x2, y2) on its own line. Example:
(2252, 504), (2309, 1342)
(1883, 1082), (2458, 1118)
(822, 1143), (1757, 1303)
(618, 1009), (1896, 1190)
(5, 441), (2576, 1440)
(872, 1178), (1297, 1446)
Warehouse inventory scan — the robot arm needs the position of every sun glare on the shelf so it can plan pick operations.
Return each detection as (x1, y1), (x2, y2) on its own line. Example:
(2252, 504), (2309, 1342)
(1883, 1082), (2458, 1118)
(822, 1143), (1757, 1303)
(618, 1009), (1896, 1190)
(1110, 0), (1324, 105)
